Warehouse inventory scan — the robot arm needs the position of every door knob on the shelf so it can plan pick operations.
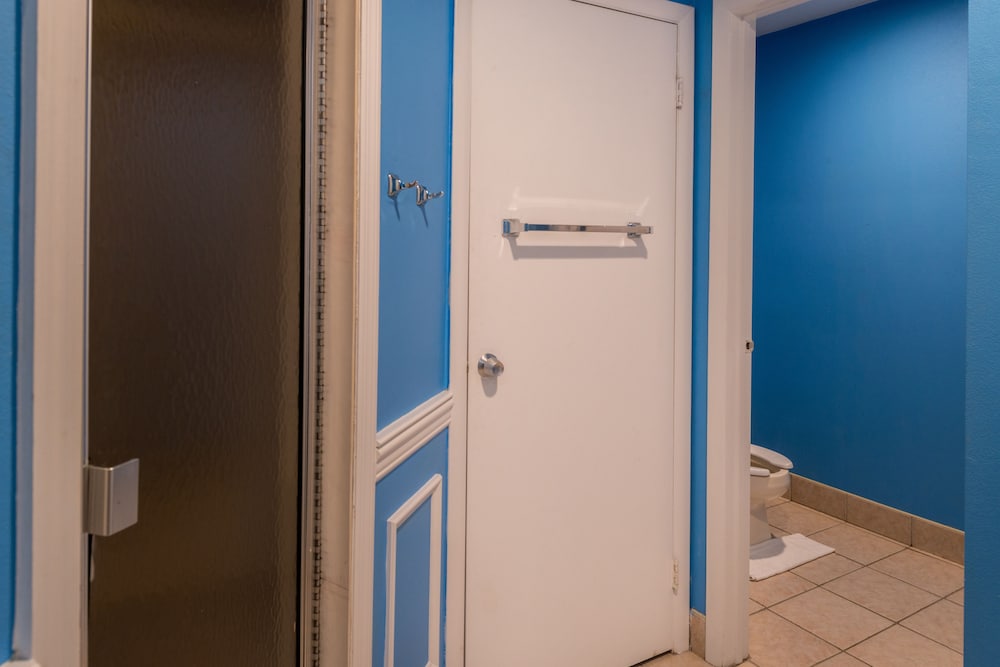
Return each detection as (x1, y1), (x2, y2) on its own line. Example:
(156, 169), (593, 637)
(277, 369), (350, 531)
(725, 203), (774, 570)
(477, 353), (505, 378)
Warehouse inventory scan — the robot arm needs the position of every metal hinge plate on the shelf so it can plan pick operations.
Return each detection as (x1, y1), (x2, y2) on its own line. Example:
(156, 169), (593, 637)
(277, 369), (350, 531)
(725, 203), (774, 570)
(672, 558), (680, 594)
(676, 77), (684, 109)
(84, 458), (140, 536)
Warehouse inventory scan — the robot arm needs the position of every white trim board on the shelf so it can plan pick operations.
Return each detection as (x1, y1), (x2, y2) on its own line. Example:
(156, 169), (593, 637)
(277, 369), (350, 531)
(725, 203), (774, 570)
(705, 6), (755, 665)
(376, 391), (454, 480)
(21, 0), (90, 663)
(319, 0), (360, 662)
(719, 0), (863, 23)
(347, 0), (383, 663)
(755, 0), (876, 34)
(670, 3), (696, 653)
(446, 0), (471, 660)
(703, 0), (823, 665)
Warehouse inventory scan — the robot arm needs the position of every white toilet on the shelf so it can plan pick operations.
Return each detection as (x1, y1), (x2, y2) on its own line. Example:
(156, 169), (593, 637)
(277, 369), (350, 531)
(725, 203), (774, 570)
(750, 444), (794, 545)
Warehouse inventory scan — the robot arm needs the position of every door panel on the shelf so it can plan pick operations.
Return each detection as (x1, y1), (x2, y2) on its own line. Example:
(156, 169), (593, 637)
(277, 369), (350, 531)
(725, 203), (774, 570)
(88, 0), (303, 664)
(467, 1), (678, 665)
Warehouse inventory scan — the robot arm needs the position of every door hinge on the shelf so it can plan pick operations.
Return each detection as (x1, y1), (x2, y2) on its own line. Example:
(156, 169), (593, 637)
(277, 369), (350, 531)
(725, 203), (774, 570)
(84, 459), (140, 536)
(672, 558), (680, 594)
(675, 77), (684, 109)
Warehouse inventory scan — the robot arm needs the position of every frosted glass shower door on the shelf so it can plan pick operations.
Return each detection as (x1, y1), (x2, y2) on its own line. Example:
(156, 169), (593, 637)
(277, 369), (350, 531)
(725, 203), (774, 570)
(87, 0), (305, 663)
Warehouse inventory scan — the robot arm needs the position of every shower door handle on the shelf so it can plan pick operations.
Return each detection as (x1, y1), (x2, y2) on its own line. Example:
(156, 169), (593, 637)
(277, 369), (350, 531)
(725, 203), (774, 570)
(84, 458), (140, 536)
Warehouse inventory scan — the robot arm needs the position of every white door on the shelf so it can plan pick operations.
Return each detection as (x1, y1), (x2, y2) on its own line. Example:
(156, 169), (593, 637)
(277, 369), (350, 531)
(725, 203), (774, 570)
(467, 1), (683, 665)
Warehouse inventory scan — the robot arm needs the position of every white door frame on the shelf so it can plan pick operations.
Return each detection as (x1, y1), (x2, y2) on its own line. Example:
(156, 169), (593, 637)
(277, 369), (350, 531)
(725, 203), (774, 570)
(704, 6), (755, 665)
(15, 0), (90, 663)
(703, 1), (847, 665)
(16, 1), (329, 665)
(462, 0), (695, 657)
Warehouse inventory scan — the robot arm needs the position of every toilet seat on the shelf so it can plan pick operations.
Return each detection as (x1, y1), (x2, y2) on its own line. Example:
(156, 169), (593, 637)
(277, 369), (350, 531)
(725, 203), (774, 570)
(750, 444), (793, 471)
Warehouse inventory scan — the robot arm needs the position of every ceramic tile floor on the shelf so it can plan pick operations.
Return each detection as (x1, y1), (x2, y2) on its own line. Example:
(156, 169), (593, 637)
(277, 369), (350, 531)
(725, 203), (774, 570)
(641, 499), (964, 667)
(747, 498), (963, 667)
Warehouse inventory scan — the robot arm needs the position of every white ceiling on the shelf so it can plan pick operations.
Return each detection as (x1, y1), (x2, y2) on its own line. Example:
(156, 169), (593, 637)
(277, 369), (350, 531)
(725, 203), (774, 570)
(754, 0), (879, 35)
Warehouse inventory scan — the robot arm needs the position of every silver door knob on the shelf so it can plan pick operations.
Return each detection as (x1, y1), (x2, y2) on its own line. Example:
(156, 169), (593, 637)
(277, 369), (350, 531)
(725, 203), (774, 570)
(477, 353), (504, 378)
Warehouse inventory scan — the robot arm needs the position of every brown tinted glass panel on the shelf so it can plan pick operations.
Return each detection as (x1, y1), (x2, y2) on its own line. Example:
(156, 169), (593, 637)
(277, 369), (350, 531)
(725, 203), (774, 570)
(88, 0), (303, 664)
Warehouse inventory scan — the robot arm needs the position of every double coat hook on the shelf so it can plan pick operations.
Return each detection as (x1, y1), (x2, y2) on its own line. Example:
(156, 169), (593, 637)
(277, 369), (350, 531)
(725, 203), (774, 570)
(387, 173), (445, 207)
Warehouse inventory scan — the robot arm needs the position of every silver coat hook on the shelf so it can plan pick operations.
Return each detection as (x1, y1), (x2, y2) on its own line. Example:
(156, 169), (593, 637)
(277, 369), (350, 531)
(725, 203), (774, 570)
(387, 173), (418, 199)
(416, 184), (445, 207)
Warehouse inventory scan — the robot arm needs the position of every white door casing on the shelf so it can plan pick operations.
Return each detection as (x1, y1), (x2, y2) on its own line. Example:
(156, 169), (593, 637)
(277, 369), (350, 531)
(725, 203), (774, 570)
(705, 7), (755, 665)
(466, 1), (693, 664)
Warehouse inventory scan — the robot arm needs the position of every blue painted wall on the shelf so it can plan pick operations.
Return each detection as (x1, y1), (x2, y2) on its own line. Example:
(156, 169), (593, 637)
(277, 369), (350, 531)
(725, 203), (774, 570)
(0, 0), (18, 658)
(672, 0), (712, 616)
(965, 0), (1000, 659)
(752, 0), (967, 529)
(377, 0), (454, 429)
(372, 432), (448, 667)
(375, 0), (453, 663)
(656, 0), (713, 618)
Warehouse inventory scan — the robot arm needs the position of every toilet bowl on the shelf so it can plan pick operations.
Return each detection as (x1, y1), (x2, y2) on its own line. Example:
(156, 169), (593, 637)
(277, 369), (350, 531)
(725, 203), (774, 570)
(750, 444), (793, 545)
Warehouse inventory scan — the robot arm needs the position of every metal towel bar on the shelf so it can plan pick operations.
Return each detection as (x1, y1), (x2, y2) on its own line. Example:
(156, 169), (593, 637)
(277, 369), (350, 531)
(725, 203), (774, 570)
(501, 218), (652, 239)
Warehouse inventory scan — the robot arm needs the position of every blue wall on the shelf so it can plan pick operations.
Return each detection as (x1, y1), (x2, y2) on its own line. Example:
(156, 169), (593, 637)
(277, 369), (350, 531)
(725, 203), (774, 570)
(374, 0), (453, 663)
(673, 0), (712, 617)
(965, 0), (1000, 659)
(752, 0), (967, 529)
(0, 0), (18, 658)
(377, 0), (453, 429)
(4, 0), (1000, 659)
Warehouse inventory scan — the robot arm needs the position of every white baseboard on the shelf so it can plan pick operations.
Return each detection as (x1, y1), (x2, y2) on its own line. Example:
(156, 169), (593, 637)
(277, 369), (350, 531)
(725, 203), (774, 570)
(3, 660), (42, 667)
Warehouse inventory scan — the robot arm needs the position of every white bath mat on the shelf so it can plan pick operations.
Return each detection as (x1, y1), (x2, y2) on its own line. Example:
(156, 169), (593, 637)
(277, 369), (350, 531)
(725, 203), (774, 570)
(749, 533), (835, 581)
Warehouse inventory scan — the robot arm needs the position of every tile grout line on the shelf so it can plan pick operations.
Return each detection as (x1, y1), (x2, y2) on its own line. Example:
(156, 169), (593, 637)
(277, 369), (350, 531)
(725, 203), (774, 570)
(836, 544), (964, 598)
(771, 607), (947, 662)
(767, 591), (891, 653)
(750, 607), (840, 660)
(819, 579), (943, 625)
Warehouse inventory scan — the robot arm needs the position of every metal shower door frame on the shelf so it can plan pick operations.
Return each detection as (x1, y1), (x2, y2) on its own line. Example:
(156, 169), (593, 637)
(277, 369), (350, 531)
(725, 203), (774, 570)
(16, 0), (328, 664)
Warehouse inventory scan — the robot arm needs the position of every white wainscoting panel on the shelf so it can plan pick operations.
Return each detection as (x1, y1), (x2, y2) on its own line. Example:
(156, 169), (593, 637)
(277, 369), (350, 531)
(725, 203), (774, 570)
(383, 474), (444, 667)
